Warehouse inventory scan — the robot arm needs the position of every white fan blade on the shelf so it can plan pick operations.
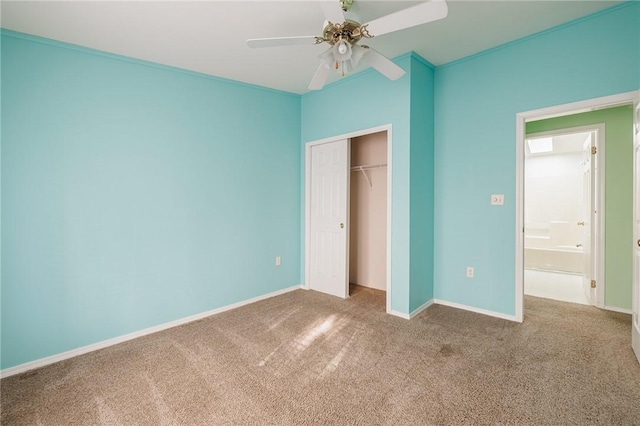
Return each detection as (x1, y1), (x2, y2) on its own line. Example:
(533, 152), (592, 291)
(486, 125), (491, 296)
(363, 0), (448, 38)
(247, 36), (318, 48)
(320, 1), (345, 24)
(362, 48), (405, 80)
(309, 63), (331, 91)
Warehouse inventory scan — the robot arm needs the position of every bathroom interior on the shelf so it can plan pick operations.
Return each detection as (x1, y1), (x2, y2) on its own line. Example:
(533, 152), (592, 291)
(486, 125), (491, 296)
(524, 130), (594, 305)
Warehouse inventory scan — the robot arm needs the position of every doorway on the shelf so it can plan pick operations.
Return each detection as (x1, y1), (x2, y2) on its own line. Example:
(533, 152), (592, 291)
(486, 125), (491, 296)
(305, 125), (393, 313)
(515, 91), (639, 322)
(523, 126), (603, 306)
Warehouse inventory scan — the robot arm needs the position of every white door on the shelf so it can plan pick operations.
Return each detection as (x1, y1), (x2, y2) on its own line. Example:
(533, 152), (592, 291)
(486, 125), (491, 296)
(309, 139), (349, 299)
(632, 101), (640, 364)
(582, 134), (596, 304)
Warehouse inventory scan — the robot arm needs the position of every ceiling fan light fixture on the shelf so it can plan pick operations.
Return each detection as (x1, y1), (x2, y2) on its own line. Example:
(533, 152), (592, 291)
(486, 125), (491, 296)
(322, 42), (368, 77)
(337, 40), (349, 55)
(332, 40), (352, 62)
(350, 44), (367, 65)
(319, 46), (336, 65)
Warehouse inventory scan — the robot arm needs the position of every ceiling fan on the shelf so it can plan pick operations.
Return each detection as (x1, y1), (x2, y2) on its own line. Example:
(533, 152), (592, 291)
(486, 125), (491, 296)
(247, 0), (448, 91)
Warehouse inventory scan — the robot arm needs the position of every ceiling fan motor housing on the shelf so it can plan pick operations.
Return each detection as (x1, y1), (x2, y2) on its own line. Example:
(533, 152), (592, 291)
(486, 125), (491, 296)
(322, 19), (371, 46)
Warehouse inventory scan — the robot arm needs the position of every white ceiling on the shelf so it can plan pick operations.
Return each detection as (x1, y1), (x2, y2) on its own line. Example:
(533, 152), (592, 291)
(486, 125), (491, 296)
(1, 1), (622, 94)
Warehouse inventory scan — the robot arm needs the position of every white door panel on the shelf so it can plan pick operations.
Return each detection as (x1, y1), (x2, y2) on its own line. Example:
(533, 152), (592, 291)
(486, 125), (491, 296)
(582, 134), (596, 304)
(309, 139), (349, 299)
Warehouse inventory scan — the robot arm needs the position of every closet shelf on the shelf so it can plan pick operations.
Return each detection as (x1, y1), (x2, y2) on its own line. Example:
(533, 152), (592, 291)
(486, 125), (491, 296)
(350, 163), (387, 171)
(350, 163), (387, 189)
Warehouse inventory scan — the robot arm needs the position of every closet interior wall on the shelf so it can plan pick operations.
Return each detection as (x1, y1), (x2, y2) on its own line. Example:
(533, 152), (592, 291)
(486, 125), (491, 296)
(349, 131), (388, 292)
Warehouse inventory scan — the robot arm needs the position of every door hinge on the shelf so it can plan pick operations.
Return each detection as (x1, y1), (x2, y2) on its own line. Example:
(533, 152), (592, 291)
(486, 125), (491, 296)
(591, 279), (597, 289)
(591, 146), (597, 155)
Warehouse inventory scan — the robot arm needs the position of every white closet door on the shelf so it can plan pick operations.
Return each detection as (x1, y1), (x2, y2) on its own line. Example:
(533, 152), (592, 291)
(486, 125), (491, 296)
(309, 139), (349, 299)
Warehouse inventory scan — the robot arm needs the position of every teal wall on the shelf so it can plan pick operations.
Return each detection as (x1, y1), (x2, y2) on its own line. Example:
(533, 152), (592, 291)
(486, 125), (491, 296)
(409, 56), (435, 312)
(526, 106), (634, 310)
(1, 32), (302, 369)
(433, 3), (640, 316)
(301, 55), (412, 314)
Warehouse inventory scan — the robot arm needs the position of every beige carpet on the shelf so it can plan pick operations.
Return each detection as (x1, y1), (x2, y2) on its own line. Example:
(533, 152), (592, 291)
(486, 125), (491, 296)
(2, 285), (639, 425)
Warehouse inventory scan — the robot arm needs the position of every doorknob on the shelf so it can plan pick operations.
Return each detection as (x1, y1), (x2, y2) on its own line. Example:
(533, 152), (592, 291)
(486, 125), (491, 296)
(637, 239), (640, 247)
(577, 221), (585, 226)
(340, 223), (344, 229)
(576, 244), (583, 248)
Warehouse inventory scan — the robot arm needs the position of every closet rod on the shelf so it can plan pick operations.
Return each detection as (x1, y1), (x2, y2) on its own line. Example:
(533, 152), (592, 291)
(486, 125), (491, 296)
(349, 163), (387, 171)
(351, 163), (387, 189)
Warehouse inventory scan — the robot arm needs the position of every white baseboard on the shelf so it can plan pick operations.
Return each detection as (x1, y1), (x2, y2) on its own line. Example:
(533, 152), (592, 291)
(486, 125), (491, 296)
(0, 285), (303, 379)
(433, 299), (519, 322)
(603, 305), (632, 315)
(389, 310), (411, 320)
(389, 300), (435, 320)
(410, 299), (434, 319)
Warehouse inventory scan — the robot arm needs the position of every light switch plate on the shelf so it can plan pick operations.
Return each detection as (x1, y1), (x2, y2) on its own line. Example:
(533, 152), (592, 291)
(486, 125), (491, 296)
(491, 194), (505, 206)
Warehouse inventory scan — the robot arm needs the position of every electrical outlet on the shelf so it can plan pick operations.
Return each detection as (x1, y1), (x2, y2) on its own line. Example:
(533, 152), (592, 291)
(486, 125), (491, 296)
(466, 267), (474, 278)
(491, 194), (505, 206)
(275, 256), (281, 266)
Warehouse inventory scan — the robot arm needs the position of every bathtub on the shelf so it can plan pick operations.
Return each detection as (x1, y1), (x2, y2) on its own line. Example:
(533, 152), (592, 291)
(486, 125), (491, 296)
(524, 245), (584, 274)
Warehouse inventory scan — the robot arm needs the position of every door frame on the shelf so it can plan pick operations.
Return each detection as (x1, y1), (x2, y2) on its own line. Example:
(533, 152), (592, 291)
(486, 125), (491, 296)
(515, 91), (639, 322)
(304, 124), (393, 314)
(524, 124), (605, 307)
(632, 101), (640, 364)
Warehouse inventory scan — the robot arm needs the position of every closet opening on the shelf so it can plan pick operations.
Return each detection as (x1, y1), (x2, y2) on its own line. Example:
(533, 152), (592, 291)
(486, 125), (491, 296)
(349, 131), (388, 310)
(305, 124), (392, 313)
